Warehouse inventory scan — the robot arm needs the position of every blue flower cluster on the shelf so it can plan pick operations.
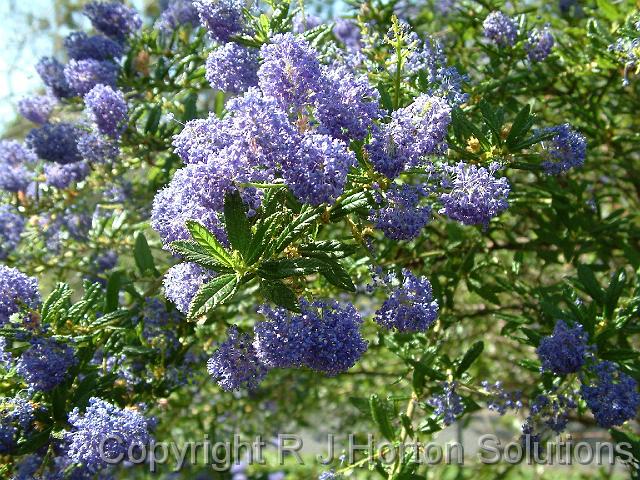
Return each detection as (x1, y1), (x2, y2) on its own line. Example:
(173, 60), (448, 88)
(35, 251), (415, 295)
(540, 124), (587, 174)
(427, 382), (464, 425)
(135, 298), (181, 354)
(374, 270), (439, 332)
(206, 43), (259, 94)
(157, 0), (199, 31)
(0, 396), (34, 454)
(370, 184), (432, 240)
(65, 397), (152, 473)
(17, 95), (56, 125)
(537, 320), (589, 375)
(439, 162), (510, 227)
(0, 265), (40, 326)
(482, 381), (523, 415)
(0, 206), (25, 260)
(163, 262), (215, 314)
(206, 326), (268, 391)
(16, 336), (76, 392)
(84, 84), (128, 137)
(193, 0), (245, 42)
(580, 361), (640, 428)
(483, 12), (518, 47)
(83, 1), (142, 41)
(0, 140), (37, 193)
(254, 300), (368, 377)
(64, 31), (124, 61)
(526, 27), (555, 62)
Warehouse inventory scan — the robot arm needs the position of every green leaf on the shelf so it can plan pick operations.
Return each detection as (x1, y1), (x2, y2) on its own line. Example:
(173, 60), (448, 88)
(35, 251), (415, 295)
(596, 0), (620, 22)
(134, 232), (158, 277)
(105, 271), (126, 313)
(317, 257), (356, 292)
(41, 283), (72, 324)
(144, 105), (162, 134)
(261, 280), (300, 312)
(479, 100), (504, 140)
(188, 274), (239, 320)
(223, 190), (253, 257)
(454, 341), (484, 378)
(370, 394), (396, 441)
(245, 211), (287, 265)
(330, 190), (373, 220)
(270, 206), (321, 255)
(576, 265), (606, 303)
(506, 104), (533, 149)
(186, 220), (234, 268)
(298, 240), (357, 259)
(258, 258), (326, 279)
(169, 241), (234, 272)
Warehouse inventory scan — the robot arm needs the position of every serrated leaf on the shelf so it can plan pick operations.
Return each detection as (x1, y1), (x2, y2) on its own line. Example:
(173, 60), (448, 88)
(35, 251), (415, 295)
(258, 258), (326, 279)
(169, 241), (233, 272)
(270, 206), (321, 255)
(185, 221), (234, 268)
(261, 280), (300, 312)
(223, 190), (252, 258)
(370, 394), (396, 441)
(188, 274), (239, 320)
(245, 211), (287, 265)
(454, 341), (484, 378)
(506, 104), (533, 149)
(298, 240), (357, 259)
(330, 190), (374, 221)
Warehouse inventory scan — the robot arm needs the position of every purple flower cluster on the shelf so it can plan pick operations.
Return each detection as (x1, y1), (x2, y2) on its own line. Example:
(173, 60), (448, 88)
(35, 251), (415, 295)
(78, 132), (120, 164)
(294, 14), (322, 33)
(427, 382), (464, 425)
(254, 300), (368, 376)
(0, 205), (26, 259)
(193, 0), (245, 43)
(368, 94), (451, 178)
(283, 134), (356, 205)
(370, 184), (431, 240)
(207, 326), (268, 391)
(526, 27), (554, 62)
(0, 266), (40, 326)
(580, 361), (640, 428)
(83, 1), (142, 41)
(540, 124), (587, 174)
(45, 161), (90, 189)
(163, 262), (215, 314)
(64, 59), (119, 96)
(16, 337), (76, 391)
(258, 33), (323, 112)
(26, 122), (82, 164)
(439, 162), (510, 227)
(18, 95), (57, 125)
(0, 140), (37, 192)
(157, 0), (199, 31)
(205, 43), (259, 94)
(528, 393), (577, 434)
(315, 65), (382, 142)
(482, 381), (523, 415)
(0, 396), (34, 454)
(65, 397), (152, 472)
(36, 57), (73, 99)
(537, 320), (589, 375)
(483, 11), (518, 47)
(375, 270), (439, 332)
(84, 84), (128, 137)
(64, 31), (124, 61)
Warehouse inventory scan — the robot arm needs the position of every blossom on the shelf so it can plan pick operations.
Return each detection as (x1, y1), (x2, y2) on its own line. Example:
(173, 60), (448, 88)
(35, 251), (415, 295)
(370, 184), (431, 240)
(207, 326), (268, 390)
(205, 43), (259, 94)
(64, 59), (119, 96)
(17, 95), (57, 125)
(163, 262), (214, 314)
(483, 12), (518, 47)
(193, 0), (245, 42)
(65, 397), (152, 472)
(77, 132), (120, 164)
(0, 206), (25, 260)
(315, 64), (382, 142)
(580, 361), (640, 428)
(375, 270), (439, 332)
(0, 265), (40, 326)
(36, 57), (73, 99)
(84, 84), (128, 137)
(157, 0), (200, 31)
(540, 124), (587, 174)
(283, 134), (356, 205)
(16, 337), (76, 392)
(258, 33), (323, 112)
(26, 123), (83, 164)
(254, 300), (368, 376)
(427, 382), (464, 425)
(482, 381), (523, 415)
(64, 31), (124, 61)
(83, 1), (142, 41)
(44, 161), (90, 189)
(537, 320), (589, 375)
(439, 162), (510, 226)
(0, 140), (37, 192)
(526, 27), (554, 62)
(334, 20), (361, 50)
